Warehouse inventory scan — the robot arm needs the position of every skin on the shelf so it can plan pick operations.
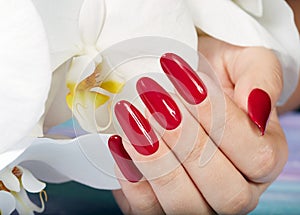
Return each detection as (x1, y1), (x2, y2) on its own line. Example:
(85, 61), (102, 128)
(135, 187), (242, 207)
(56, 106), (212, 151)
(112, 37), (288, 214)
(112, 2), (300, 213)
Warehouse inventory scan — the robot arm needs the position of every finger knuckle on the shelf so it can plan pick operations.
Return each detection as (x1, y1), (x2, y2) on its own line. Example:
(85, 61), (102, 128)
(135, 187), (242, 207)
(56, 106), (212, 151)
(249, 142), (278, 181)
(152, 166), (183, 190)
(132, 196), (160, 214)
(183, 136), (209, 165)
(222, 186), (253, 214)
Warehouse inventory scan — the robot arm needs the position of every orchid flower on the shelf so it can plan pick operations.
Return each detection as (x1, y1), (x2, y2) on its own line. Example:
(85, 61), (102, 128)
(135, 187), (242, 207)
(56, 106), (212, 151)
(0, 1), (51, 213)
(31, 0), (197, 134)
(0, 0), (51, 175)
(0, 166), (46, 215)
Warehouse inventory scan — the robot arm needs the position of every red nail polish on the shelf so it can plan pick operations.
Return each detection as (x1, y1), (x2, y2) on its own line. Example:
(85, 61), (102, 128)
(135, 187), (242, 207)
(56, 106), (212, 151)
(160, 53), (207, 105)
(108, 135), (143, 183)
(248, 88), (271, 135)
(136, 77), (182, 130)
(114, 100), (159, 155)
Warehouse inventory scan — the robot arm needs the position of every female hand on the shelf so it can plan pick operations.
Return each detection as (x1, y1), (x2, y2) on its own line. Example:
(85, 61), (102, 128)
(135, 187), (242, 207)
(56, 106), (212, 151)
(109, 37), (288, 214)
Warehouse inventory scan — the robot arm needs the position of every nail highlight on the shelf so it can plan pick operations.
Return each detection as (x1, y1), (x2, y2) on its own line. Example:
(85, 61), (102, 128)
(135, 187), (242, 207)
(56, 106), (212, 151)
(108, 135), (143, 183)
(248, 88), (271, 135)
(160, 53), (207, 105)
(114, 100), (159, 155)
(136, 77), (182, 130)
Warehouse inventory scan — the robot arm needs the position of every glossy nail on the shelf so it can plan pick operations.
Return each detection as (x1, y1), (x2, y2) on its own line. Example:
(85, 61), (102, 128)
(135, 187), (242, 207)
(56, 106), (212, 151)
(114, 100), (159, 155)
(248, 88), (271, 135)
(160, 53), (207, 105)
(136, 77), (182, 130)
(108, 135), (143, 183)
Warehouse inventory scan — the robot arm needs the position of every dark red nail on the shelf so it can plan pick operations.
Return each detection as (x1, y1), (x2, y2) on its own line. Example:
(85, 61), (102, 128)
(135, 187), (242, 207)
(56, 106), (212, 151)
(108, 135), (143, 183)
(114, 100), (159, 155)
(136, 77), (182, 130)
(160, 53), (207, 105)
(248, 88), (271, 135)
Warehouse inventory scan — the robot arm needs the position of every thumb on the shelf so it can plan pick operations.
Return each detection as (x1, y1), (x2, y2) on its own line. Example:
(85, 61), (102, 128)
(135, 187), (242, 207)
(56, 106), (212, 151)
(228, 47), (283, 134)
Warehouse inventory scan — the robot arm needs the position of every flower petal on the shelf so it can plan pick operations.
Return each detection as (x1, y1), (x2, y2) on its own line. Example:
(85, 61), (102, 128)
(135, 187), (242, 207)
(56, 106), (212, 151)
(97, 0), (197, 50)
(186, 0), (300, 104)
(0, 168), (20, 192)
(79, 0), (106, 45)
(31, 0), (84, 70)
(43, 62), (74, 131)
(0, 191), (16, 215)
(14, 188), (45, 215)
(0, 0), (51, 165)
(19, 167), (46, 193)
(14, 134), (120, 190)
(0, 137), (34, 172)
(234, 0), (263, 17)
(67, 54), (100, 85)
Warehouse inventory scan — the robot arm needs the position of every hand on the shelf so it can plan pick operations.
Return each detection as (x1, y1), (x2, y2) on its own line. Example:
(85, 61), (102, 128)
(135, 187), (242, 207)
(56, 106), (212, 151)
(109, 36), (288, 214)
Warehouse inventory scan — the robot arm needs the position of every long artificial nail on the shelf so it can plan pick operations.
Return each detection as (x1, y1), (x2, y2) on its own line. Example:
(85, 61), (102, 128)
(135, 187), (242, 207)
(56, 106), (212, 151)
(160, 53), (207, 105)
(114, 100), (159, 155)
(108, 135), (143, 183)
(136, 77), (182, 130)
(248, 88), (271, 135)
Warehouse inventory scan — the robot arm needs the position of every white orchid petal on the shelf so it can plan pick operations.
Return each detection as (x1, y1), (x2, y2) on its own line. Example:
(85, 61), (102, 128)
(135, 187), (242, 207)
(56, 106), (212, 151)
(187, 0), (275, 47)
(255, 0), (300, 68)
(31, 0), (85, 70)
(19, 167), (46, 193)
(43, 62), (73, 131)
(0, 169), (20, 192)
(14, 188), (44, 215)
(14, 134), (120, 190)
(50, 50), (80, 72)
(187, 0), (300, 103)
(0, 137), (34, 171)
(71, 93), (101, 133)
(18, 161), (71, 184)
(97, 0), (197, 50)
(234, 0), (263, 17)
(79, 0), (106, 45)
(0, 191), (16, 215)
(0, 0), (51, 163)
(67, 55), (97, 84)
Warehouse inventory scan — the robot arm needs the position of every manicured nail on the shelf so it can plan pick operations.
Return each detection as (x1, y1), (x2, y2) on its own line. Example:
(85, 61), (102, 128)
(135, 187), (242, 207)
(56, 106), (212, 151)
(248, 88), (271, 135)
(160, 53), (207, 105)
(136, 77), (182, 130)
(108, 135), (143, 183)
(114, 100), (159, 155)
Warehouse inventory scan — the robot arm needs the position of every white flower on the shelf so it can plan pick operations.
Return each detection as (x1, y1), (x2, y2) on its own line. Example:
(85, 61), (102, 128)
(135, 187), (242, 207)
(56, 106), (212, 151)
(0, 0), (51, 170)
(31, 0), (197, 133)
(0, 166), (46, 215)
(13, 0), (198, 190)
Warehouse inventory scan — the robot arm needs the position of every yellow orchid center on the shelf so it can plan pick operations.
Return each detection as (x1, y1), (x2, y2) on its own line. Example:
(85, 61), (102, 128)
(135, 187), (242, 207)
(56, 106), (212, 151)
(66, 65), (124, 111)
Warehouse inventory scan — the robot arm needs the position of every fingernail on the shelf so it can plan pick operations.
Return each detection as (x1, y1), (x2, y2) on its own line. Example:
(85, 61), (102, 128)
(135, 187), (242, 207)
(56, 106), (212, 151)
(136, 77), (182, 130)
(160, 53), (207, 105)
(108, 135), (143, 183)
(248, 88), (271, 135)
(114, 100), (159, 155)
